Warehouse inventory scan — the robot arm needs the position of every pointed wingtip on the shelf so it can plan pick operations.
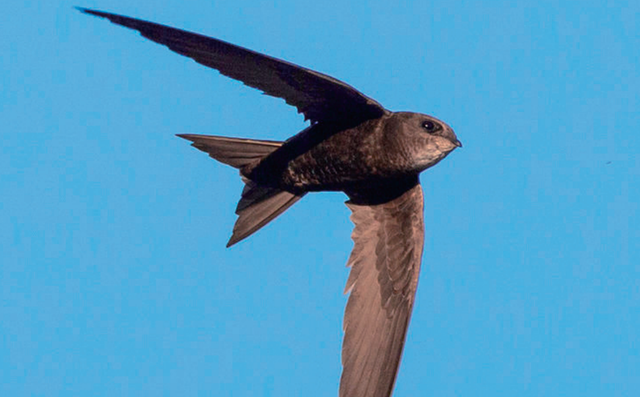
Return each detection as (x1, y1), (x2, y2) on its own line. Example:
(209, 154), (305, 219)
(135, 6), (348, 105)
(226, 227), (254, 247)
(76, 7), (135, 25)
(75, 7), (102, 17)
(176, 134), (197, 142)
(226, 235), (240, 248)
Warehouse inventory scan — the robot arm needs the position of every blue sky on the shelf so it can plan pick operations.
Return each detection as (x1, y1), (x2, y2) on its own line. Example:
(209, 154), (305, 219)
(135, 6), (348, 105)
(1, 1), (638, 396)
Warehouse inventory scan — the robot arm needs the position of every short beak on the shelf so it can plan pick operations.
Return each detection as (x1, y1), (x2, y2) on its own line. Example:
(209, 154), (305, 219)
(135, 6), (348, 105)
(454, 139), (462, 148)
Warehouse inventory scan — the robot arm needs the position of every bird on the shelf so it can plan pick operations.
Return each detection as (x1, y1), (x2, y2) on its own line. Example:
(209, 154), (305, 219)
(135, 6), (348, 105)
(78, 7), (461, 397)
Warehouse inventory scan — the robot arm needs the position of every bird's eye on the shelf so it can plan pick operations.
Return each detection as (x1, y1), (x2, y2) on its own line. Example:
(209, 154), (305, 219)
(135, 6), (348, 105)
(422, 120), (437, 132)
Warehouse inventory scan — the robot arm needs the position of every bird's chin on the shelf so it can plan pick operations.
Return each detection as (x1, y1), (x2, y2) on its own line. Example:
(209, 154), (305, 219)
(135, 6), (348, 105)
(416, 150), (453, 172)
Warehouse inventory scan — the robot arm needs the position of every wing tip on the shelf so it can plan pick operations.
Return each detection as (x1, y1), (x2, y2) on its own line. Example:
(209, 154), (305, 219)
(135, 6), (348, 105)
(226, 234), (242, 248)
(175, 133), (197, 142)
(76, 7), (141, 29)
(75, 7), (105, 18)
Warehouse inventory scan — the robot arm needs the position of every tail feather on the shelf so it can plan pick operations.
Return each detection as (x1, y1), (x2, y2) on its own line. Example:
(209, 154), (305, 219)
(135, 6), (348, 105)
(177, 134), (304, 246)
(228, 180), (305, 247)
(177, 134), (282, 168)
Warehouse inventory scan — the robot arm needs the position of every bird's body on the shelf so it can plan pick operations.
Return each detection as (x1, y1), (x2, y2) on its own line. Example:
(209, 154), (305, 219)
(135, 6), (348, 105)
(79, 8), (461, 397)
(248, 112), (455, 194)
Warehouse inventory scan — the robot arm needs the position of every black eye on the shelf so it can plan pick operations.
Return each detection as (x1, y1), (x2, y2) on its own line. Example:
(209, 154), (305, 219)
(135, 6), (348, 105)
(422, 120), (437, 132)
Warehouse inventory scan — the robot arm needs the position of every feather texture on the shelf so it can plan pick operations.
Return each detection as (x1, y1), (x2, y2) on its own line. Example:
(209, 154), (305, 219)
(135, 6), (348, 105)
(77, 8), (387, 126)
(177, 134), (282, 169)
(341, 184), (424, 397)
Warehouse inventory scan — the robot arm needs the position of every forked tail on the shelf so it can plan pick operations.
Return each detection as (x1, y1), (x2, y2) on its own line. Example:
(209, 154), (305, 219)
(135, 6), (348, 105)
(177, 134), (305, 246)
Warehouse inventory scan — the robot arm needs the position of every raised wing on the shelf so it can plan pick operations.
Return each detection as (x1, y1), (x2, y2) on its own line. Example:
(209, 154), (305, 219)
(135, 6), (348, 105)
(341, 183), (424, 397)
(78, 8), (387, 126)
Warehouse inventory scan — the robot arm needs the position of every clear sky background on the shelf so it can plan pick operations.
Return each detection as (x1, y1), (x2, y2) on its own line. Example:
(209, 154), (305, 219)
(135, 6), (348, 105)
(2, 1), (638, 396)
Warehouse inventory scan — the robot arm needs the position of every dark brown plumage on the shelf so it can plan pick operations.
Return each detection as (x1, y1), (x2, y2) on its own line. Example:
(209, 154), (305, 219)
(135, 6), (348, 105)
(78, 8), (461, 397)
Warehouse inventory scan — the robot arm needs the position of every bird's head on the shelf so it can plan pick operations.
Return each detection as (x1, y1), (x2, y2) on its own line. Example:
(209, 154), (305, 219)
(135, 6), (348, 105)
(384, 112), (461, 173)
